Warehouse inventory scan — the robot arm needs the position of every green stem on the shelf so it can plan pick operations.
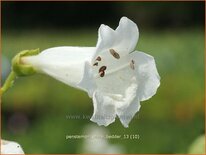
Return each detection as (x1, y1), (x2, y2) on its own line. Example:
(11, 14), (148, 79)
(1, 71), (17, 95)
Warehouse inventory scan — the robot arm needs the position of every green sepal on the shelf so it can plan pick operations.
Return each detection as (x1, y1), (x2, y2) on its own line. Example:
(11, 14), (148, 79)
(12, 49), (40, 76)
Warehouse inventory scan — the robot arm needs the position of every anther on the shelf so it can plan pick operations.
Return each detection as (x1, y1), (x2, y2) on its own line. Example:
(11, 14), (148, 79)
(130, 60), (135, 70)
(93, 62), (98, 66)
(96, 56), (101, 61)
(99, 71), (105, 77)
(99, 66), (107, 73)
(109, 49), (120, 59)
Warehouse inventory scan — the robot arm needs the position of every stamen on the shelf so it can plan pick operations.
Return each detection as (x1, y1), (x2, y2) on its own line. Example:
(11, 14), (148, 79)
(130, 60), (135, 70)
(99, 66), (107, 73)
(99, 71), (105, 77)
(93, 62), (98, 66)
(96, 56), (101, 61)
(109, 49), (120, 59)
(95, 63), (129, 78)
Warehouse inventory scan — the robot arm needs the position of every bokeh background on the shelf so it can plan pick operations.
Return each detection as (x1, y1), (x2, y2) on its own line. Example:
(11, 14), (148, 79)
(1, 1), (205, 154)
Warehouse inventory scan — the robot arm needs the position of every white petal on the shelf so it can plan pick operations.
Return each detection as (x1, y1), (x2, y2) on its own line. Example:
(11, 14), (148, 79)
(115, 81), (140, 127)
(117, 98), (140, 128)
(130, 51), (160, 101)
(90, 91), (116, 126)
(115, 17), (139, 53)
(1, 140), (24, 154)
(95, 24), (116, 53)
(77, 61), (96, 97)
(22, 46), (95, 89)
(93, 17), (139, 61)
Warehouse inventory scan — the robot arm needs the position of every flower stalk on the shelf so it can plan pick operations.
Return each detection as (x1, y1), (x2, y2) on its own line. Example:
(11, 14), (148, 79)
(0, 71), (16, 95)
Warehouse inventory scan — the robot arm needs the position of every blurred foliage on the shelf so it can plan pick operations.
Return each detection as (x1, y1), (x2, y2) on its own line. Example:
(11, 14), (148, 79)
(2, 2), (204, 30)
(1, 1), (205, 154)
(188, 135), (205, 154)
(1, 27), (204, 153)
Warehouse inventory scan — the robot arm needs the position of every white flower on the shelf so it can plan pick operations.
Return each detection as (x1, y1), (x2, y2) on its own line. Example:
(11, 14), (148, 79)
(21, 17), (160, 127)
(1, 140), (24, 154)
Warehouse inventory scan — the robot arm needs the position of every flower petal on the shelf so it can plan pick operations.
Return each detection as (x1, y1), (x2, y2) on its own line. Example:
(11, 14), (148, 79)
(117, 97), (140, 128)
(115, 16), (139, 53)
(22, 46), (95, 89)
(1, 140), (24, 154)
(130, 51), (160, 101)
(115, 81), (140, 127)
(90, 91), (116, 126)
(95, 24), (116, 53)
(93, 17), (139, 61)
(77, 61), (96, 97)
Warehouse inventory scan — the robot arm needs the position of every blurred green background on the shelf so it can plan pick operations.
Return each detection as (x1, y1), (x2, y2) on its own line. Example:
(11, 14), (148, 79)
(1, 1), (205, 154)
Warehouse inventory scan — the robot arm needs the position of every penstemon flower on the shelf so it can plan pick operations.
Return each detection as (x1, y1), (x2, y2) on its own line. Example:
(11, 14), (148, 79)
(1, 140), (24, 154)
(20, 17), (160, 127)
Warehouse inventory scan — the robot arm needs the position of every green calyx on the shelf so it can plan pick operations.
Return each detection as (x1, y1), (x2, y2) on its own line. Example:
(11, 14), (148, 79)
(12, 49), (39, 76)
(1, 49), (40, 95)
